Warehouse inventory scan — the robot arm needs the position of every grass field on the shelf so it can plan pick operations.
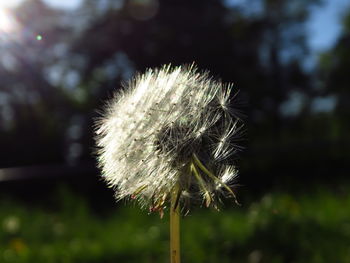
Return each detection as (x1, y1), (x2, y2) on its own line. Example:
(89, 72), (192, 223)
(1, 184), (350, 263)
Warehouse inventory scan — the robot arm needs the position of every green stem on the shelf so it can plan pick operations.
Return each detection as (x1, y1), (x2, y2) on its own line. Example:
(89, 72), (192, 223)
(170, 184), (181, 263)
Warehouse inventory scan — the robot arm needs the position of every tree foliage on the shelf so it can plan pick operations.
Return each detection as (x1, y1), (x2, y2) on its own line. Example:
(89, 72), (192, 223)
(0, 0), (347, 181)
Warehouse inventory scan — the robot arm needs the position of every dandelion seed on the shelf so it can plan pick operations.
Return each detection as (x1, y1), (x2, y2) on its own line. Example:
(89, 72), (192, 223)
(95, 64), (244, 212)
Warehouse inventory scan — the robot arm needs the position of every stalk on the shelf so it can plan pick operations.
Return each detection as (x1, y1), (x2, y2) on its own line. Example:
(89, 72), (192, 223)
(170, 184), (181, 263)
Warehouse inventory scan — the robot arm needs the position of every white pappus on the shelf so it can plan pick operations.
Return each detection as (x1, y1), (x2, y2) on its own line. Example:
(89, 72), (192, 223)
(95, 64), (244, 215)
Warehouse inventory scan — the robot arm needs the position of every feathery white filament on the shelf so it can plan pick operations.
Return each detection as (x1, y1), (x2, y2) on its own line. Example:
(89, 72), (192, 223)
(95, 64), (243, 212)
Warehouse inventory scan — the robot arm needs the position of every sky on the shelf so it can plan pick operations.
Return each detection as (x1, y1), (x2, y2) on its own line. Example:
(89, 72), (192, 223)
(1, 0), (350, 53)
(0, 0), (82, 10)
(307, 0), (350, 52)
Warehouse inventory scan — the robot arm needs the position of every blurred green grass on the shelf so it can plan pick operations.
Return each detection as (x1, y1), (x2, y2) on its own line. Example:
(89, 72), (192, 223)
(1, 185), (350, 263)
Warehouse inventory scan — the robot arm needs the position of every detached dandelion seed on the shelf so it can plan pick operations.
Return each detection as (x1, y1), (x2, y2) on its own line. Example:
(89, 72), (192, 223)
(95, 64), (244, 263)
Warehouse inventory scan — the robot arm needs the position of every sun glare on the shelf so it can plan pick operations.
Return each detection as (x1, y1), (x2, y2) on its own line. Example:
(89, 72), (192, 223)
(0, 8), (19, 34)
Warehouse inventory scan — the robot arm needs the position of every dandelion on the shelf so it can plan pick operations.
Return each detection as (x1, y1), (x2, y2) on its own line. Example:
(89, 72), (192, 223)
(95, 64), (244, 263)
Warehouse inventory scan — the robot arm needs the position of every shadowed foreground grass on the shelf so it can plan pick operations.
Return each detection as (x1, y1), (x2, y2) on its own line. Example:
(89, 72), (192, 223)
(1, 185), (350, 263)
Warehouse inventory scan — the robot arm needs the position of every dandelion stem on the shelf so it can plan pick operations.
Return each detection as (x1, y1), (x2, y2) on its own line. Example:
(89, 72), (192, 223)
(170, 183), (181, 263)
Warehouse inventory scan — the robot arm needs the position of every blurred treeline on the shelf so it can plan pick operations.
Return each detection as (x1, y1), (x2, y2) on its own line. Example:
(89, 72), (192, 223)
(0, 0), (349, 187)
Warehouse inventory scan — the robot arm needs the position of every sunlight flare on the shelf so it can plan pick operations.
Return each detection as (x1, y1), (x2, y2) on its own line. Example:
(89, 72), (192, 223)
(0, 7), (19, 34)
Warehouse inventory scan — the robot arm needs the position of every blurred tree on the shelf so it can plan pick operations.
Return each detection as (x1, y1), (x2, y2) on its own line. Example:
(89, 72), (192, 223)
(0, 0), (331, 183)
(71, 0), (319, 136)
(318, 8), (350, 140)
(0, 0), (76, 166)
(308, 7), (350, 172)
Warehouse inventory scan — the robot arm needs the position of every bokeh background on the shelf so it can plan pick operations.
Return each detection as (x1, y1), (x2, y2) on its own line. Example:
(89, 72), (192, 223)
(0, 0), (350, 262)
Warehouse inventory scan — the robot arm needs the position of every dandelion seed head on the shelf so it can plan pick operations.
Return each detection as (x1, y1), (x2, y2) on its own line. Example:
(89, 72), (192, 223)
(95, 64), (244, 212)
